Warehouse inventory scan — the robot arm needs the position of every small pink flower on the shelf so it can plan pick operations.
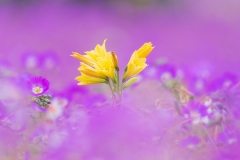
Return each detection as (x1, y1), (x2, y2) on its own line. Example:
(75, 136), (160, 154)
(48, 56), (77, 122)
(27, 76), (50, 95)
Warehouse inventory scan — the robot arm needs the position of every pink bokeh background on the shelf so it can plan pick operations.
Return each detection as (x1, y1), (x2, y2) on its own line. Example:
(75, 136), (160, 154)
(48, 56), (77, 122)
(0, 0), (240, 88)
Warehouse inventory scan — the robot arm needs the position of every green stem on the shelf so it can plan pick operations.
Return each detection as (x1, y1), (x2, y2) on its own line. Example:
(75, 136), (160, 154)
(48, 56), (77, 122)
(120, 79), (125, 102)
(114, 67), (122, 106)
(106, 79), (116, 102)
(116, 69), (120, 95)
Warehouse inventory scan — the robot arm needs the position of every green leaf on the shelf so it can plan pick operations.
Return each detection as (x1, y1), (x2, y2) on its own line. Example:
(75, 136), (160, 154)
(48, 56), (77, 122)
(123, 77), (138, 90)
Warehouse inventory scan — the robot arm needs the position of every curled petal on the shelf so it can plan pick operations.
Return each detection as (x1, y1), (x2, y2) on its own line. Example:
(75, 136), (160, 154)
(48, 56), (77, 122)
(136, 42), (154, 58)
(71, 52), (95, 66)
(75, 74), (106, 85)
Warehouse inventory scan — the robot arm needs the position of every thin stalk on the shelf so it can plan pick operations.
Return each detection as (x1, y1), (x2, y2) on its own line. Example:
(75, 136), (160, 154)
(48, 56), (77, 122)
(201, 124), (222, 160)
(113, 72), (117, 92)
(115, 67), (122, 106)
(120, 79), (125, 103)
(116, 70), (120, 94)
(214, 125), (219, 141)
(116, 70), (122, 101)
(106, 79), (116, 102)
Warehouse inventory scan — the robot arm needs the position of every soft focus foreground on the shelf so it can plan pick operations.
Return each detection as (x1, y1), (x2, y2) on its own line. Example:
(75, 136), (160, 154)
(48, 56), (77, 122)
(1, 0), (240, 160)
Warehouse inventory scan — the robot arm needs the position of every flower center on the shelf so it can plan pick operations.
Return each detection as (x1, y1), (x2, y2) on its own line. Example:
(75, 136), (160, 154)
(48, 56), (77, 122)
(32, 86), (43, 94)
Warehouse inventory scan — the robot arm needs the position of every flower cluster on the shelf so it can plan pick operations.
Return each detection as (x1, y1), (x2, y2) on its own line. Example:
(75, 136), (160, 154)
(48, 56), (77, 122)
(71, 40), (154, 104)
(143, 61), (240, 159)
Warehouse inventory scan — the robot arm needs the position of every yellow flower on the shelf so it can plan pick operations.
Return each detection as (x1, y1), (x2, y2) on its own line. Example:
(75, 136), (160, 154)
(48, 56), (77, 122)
(93, 51), (115, 80)
(78, 63), (106, 79)
(71, 39), (115, 81)
(123, 42), (154, 81)
(72, 40), (154, 103)
(75, 74), (106, 85)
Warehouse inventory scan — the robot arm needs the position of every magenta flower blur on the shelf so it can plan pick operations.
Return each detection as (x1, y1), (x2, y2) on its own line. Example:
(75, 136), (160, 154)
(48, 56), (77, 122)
(27, 76), (50, 95)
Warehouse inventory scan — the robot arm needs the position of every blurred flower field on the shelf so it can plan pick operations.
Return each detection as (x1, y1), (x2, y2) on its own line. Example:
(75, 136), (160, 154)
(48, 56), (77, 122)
(0, 0), (240, 160)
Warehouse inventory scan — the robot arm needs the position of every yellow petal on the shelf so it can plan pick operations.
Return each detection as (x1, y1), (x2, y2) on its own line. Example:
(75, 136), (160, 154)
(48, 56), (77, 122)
(79, 69), (106, 79)
(75, 74), (106, 85)
(123, 63), (135, 80)
(85, 51), (98, 62)
(134, 57), (146, 66)
(133, 65), (147, 76)
(71, 52), (95, 66)
(136, 42), (154, 58)
(78, 63), (106, 79)
(123, 62), (147, 80)
(95, 39), (107, 58)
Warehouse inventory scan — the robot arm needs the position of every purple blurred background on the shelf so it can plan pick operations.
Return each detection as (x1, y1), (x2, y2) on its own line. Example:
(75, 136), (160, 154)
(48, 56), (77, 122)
(1, 1), (240, 159)
(1, 0), (240, 89)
